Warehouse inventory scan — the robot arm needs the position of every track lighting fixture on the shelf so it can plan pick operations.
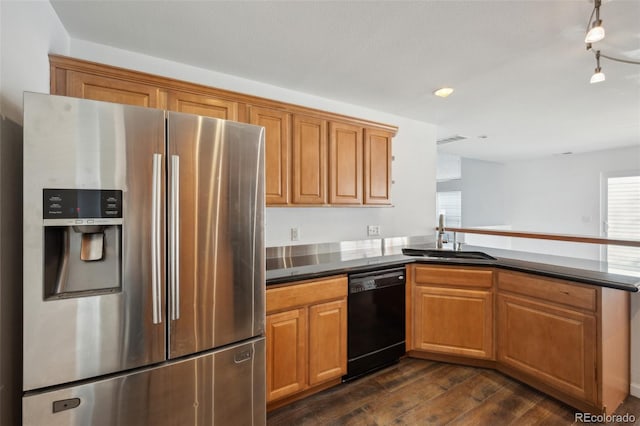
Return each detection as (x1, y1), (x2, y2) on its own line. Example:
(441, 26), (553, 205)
(584, 0), (640, 83)
(584, 0), (605, 44)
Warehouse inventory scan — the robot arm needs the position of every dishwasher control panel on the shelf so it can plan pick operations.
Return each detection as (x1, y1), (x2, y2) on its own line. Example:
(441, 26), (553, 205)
(350, 279), (377, 293)
(348, 267), (405, 294)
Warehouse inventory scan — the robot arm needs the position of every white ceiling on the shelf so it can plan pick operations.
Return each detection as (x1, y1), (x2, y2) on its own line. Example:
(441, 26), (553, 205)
(50, 0), (640, 162)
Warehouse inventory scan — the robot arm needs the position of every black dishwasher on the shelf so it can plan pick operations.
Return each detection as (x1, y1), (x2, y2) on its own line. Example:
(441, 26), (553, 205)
(343, 267), (406, 381)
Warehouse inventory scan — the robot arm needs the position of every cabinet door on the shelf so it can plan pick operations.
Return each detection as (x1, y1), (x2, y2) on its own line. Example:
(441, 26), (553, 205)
(497, 293), (597, 404)
(308, 299), (347, 385)
(364, 129), (392, 205)
(414, 286), (494, 359)
(249, 107), (290, 205)
(329, 122), (363, 205)
(66, 70), (162, 108)
(167, 91), (238, 121)
(292, 115), (327, 204)
(266, 308), (308, 402)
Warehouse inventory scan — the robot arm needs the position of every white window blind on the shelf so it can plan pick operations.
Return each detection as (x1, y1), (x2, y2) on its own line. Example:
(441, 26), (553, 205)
(606, 175), (640, 275)
(436, 191), (462, 227)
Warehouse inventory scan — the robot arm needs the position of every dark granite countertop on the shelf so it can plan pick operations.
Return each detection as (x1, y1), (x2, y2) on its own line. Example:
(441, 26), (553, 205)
(266, 243), (640, 292)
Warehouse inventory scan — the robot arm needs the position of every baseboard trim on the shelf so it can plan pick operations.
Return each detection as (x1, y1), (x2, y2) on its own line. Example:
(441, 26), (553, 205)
(631, 382), (640, 398)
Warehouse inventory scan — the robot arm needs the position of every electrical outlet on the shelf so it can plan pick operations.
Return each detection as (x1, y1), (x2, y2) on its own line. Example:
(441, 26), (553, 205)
(290, 227), (300, 241)
(367, 225), (381, 237)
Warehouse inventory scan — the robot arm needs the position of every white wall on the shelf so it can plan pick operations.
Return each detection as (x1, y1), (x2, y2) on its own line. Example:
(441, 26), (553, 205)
(451, 146), (640, 260)
(437, 157), (506, 228)
(0, 1), (70, 424)
(69, 39), (438, 247)
(504, 146), (640, 259)
(0, 0), (70, 123)
(436, 152), (461, 181)
(460, 158), (506, 227)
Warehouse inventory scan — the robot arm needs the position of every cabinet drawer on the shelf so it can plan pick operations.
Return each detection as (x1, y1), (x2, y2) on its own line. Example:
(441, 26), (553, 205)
(413, 266), (493, 288)
(498, 271), (597, 312)
(267, 275), (347, 313)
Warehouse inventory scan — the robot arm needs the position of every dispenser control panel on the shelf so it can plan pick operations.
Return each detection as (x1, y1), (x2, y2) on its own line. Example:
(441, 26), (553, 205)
(43, 189), (123, 219)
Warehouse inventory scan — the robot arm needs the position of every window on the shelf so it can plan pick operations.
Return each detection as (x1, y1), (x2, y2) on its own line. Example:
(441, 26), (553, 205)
(436, 191), (462, 228)
(603, 173), (640, 276)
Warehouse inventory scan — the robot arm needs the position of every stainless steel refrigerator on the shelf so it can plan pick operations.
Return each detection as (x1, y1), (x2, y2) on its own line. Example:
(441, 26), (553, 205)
(22, 92), (266, 425)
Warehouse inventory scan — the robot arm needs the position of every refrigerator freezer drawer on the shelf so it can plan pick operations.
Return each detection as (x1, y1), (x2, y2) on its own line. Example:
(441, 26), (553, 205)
(23, 338), (266, 426)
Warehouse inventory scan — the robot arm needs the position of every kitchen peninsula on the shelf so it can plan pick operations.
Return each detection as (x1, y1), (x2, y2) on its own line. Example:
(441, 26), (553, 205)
(265, 237), (638, 415)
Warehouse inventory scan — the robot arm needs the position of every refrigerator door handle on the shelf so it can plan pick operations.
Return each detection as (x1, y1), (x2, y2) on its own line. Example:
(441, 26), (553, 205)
(170, 154), (180, 321)
(151, 153), (163, 324)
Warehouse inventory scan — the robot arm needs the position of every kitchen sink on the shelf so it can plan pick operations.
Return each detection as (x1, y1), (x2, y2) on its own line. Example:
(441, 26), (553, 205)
(402, 248), (497, 261)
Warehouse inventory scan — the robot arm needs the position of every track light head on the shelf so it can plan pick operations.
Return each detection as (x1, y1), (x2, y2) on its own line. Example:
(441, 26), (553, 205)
(585, 20), (605, 43)
(590, 51), (606, 84)
(590, 69), (605, 84)
(585, 0), (605, 44)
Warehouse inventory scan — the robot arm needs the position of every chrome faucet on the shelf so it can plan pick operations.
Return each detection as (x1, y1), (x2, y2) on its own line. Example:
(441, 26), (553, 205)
(437, 213), (447, 249)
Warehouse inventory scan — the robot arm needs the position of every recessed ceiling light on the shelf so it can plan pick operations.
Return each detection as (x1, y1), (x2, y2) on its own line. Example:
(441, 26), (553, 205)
(433, 87), (454, 98)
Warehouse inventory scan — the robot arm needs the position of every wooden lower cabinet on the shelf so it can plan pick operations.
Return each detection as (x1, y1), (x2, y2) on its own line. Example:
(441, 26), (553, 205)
(409, 266), (630, 414)
(308, 299), (347, 385)
(266, 275), (347, 408)
(410, 265), (495, 360)
(497, 293), (597, 404)
(414, 286), (493, 359)
(266, 308), (307, 402)
(496, 271), (629, 414)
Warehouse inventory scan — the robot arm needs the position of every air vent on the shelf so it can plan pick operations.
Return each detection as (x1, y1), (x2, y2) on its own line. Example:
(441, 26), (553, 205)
(436, 135), (467, 145)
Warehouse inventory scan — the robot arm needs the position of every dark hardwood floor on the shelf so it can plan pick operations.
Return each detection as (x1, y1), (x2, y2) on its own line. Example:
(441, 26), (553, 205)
(267, 358), (640, 426)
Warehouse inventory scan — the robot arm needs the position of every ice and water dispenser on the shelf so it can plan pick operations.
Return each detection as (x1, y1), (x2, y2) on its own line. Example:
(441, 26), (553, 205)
(43, 189), (123, 298)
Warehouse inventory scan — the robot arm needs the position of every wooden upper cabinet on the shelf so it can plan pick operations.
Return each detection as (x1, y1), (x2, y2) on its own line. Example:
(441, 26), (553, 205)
(364, 129), (392, 205)
(292, 115), (328, 205)
(50, 55), (398, 208)
(249, 107), (290, 205)
(329, 122), (363, 205)
(65, 70), (162, 108)
(167, 91), (238, 121)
